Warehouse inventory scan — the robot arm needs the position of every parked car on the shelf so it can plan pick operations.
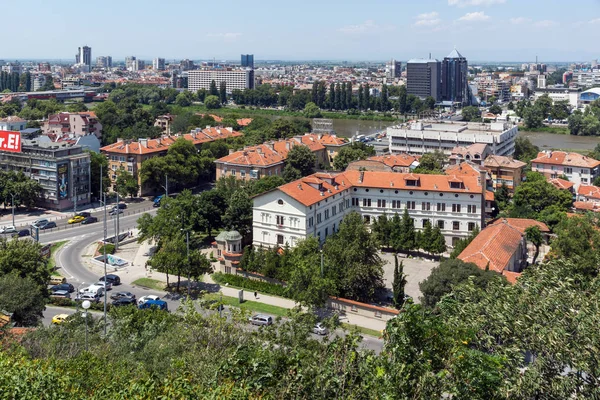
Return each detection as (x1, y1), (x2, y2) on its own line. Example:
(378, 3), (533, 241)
(76, 293), (100, 303)
(137, 295), (160, 305)
(48, 276), (66, 285)
(138, 299), (168, 311)
(79, 285), (104, 297)
(81, 216), (98, 225)
(0, 226), (16, 234)
(111, 297), (137, 307)
(38, 221), (57, 230)
(95, 281), (112, 291)
(249, 314), (273, 326)
(109, 209), (123, 216)
(115, 203), (127, 210)
(110, 291), (135, 301)
(75, 212), (91, 218)
(14, 229), (30, 237)
(49, 290), (71, 299)
(31, 219), (49, 228)
(68, 215), (85, 224)
(312, 323), (329, 336)
(50, 283), (75, 293)
(99, 274), (120, 285)
(51, 314), (70, 324)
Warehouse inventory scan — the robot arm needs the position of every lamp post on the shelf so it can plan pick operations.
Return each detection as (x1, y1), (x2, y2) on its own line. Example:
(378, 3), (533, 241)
(82, 300), (91, 351)
(181, 227), (191, 297)
(101, 169), (108, 335)
(9, 193), (15, 227)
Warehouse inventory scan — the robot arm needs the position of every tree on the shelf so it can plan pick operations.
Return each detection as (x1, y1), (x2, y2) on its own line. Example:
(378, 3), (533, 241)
(551, 215), (600, 275)
(88, 151), (110, 201)
(218, 81), (227, 104)
(450, 225), (479, 259)
(419, 220), (433, 254)
(419, 259), (501, 308)
(197, 88), (207, 103)
(0, 274), (46, 326)
(175, 92), (193, 107)
(286, 145), (316, 177)
(429, 226), (447, 256)
(0, 171), (43, 209)
(209, 80), (218, 96)
(511, 172), (573, 218)
(372, 214), (392, 248)
(414, 151), (446, 174)
(357, 85), (364, 111)
(514, 136), (540, 162)
(114, 168), (139, 198)
(303, 102), (322, 118)
(461, 106), (481, 122)
(222, 190), (252, 236)
(489, 104), (502, 115)
(148, 235), (187, 290)
(333, 142), (375, 170)
(282, 164), (302, 183)
(396, 208), (416, 254)
(522, 105), (544, 129)
(525, 225), (543, 265)
(204, 95), (221, 110)
(392, 255), (408, 309)
(0, 238), (49, 289)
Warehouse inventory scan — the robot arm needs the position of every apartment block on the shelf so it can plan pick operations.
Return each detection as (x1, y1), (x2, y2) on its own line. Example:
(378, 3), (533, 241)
(42, 111), (103, 139)
(531, 151), (600, 189)
(187, 69), (255, 92)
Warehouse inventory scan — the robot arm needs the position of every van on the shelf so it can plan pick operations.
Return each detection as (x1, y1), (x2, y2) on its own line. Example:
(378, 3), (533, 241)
(49, 276), (66, 285)
(79, 285), (104, 297)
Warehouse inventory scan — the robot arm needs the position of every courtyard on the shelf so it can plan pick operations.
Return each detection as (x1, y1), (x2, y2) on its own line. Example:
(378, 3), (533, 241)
(379, 252), (440, 304)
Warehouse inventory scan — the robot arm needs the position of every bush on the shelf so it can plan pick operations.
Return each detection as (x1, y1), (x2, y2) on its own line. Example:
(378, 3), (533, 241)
(48, 296), (111, 311)
(97, 243), (115, 255)
(212, 272), (288, 297)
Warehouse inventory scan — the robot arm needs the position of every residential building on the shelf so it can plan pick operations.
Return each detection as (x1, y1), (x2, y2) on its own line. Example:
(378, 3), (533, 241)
(483, 155), (527, 192)
(96, 56), (112, 68)
(0, 140), (90, 211)
(476, 79), (511, 103)
(385, 59), (401, 81)
(214, 134), (339, 181)
(441, 48), (469, 105)
(531, 151), (600, 188)
(77, 46), (92, 67)
(42, 111), (103, 139)
(61, 77), (82, 89)
(252, 170), (486, 248)
(38, 62), (51, 72)
(153, 114), (175, 134)
(213, 230), (243, 274)
(548, 177), (575, 194)
(241, 54), (254, 69)
(0, 116), (26, 131)
(187, 69), (255, 92)
(180, 59), (195, 71)
(406, 59), (441, 101)
(576, 185), (600, 203)
(125, 56), (136, 71)
(534, 87), (581, 108)
(388, 120), (518, 157)
(449, 143), (492, 166)
(100, 127), (243, 195)
(572, 70), (600, 87)
(132, 59), (145, 71)
(31, 74), (47, 91)
(347, 154), (419, 173)
(153, 58), (165, 71)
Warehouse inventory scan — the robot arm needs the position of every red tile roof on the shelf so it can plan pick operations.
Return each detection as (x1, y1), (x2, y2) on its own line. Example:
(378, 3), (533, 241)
(502, 270), (522, 284)
(367, 153), (418, 168)
(548, 178), (574, 190)
(458, 221), (524, 274)
(445, 162), (482, 177)
(484, 155), (526, 169)
(532, 151), (600, 168)
(577, 185), (600, 200)
(573, 201), (600, 212)
(490, 218), (550, 233)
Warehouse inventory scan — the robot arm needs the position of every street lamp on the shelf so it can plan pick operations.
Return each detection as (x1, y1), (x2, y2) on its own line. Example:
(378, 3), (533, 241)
(9, 193), (16, 228)
(82, 300), (91, 351)
(181, 227), (191, 297)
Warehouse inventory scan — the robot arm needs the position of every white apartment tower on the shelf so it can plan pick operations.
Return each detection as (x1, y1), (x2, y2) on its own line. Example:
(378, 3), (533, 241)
(187, 69), (255, 92)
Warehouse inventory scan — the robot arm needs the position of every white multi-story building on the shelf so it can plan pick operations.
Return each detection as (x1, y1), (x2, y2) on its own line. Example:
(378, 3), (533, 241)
(572, 70), (600, 87)
(533, 87), (581, 108)
(153, 58), (165, 71)
(388, 120), (518, 157)
(531, 151), (600, 189)
(252, 170), (486, 249)
(188, 69), (254, 92)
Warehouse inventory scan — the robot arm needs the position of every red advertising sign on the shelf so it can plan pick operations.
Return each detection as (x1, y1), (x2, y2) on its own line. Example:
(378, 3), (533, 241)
(0, 130), (21, 153)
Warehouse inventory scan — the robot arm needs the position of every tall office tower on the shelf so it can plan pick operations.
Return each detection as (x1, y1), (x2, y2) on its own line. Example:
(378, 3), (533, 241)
(441, 48), (469, 105)
(125, 56), (136, 71)
(386, 59), (402, 81)
(180, 59), (194, 71)
(153, 58), (166, 71)
(406, 58), (441, 101)
(133, 59), (145, 71)
(241, 54), (254, 69)
(77, 46), (92, 67)
(106, 56), (112, 68)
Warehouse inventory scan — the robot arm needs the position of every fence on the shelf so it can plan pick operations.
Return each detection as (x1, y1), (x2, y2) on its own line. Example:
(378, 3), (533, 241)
(327, 297), (399, 322)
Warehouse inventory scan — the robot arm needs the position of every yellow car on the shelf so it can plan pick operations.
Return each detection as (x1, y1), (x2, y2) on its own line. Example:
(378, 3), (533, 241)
(68, 215), (85, 224)
(51, 314), (70, 324)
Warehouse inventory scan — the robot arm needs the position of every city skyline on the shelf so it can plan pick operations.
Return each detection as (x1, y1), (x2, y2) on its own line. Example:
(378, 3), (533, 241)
(2, 0), (600, 62)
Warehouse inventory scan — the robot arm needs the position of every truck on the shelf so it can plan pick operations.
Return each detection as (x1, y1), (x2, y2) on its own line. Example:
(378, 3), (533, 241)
(138, 299), (168, 311)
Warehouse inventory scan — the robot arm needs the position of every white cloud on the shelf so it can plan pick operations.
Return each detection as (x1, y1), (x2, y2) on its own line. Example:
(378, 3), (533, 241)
(414, 12), (442, 27)
(509, 17), (531, 25)
(533, 20), (557, 28)
(206, 32), (241, 40)
(448, 0), (505, 7)
(457, 11), (490, 22)
(589, 18), (600, 24)
(338, 20), (379, 34)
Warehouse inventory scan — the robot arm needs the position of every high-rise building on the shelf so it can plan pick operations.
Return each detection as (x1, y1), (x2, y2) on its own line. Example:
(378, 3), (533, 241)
(180, 59), (194, 71)
(96, 56), (112, 68)
(153, 58), (166, 71)
(77, 46), (92, 67)
(406, 58), (441, 101)
(188, 69), (255, 92)
(133, 59), (145, 71)
(441, 48), (469, 105)
(125, 56), (136, 71)
(386, 59), (402, 81)
(241, 54), (254, 69)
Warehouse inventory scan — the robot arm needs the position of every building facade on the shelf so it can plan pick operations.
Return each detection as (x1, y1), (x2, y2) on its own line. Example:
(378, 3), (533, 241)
(0, 116), (26, 131)
(188, 69), (255, 92)
(483, 155), (526, 192)
(388, 120), (518, 157)
(96, 56), (112, 68)
(386, 59), (402, 81)
(153, 58), (165, 71)
(241, 54), (254, 69)
(406, 59), (441, 101)
(252, 171), (486, 249)
(77, 46), (92, 67)
(42, 112), (103, 139)
(533, 87), (581, 108)
(213, 230), (243, 274)
(441, 48), (469, 105)
(531, 151), (600, 189)
(0, 140), (90, 211)
(125, 56), (136, 71)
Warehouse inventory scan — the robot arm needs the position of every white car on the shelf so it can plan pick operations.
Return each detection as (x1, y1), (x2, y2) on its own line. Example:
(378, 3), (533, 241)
(95, 281), (112, 290)
(313, 323), (329, 336)
(79, 285), (105, 297)
(0, 226), (16, 234)
(138, 295), (160, 305)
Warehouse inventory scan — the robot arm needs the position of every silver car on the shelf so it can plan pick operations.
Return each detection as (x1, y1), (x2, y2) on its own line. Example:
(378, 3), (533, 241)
(313, 323), (329, 335)
(249, 314), (273, 326)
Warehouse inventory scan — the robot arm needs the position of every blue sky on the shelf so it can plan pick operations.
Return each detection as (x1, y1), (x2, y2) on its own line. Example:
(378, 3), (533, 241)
(5, 0), (600, 62)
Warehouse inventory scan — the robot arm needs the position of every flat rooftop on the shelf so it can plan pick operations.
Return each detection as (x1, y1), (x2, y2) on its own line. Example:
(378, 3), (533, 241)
(388, 120), (515, 135)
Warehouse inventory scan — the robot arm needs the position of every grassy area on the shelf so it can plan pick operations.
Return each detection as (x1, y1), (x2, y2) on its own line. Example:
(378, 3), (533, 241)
(341, 323), (382, 338)
(519, 126), (569, 134)
(48, 241), (68, 270)
(204, 293), (289, 317)
(132, 278), (167, 291)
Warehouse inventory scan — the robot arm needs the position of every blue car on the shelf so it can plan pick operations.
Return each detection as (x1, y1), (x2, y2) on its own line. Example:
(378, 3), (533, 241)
(139, 299), (168, 311)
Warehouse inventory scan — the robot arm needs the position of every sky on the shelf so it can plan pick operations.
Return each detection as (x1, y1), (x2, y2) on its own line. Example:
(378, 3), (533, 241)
(4, 0), (600, 62)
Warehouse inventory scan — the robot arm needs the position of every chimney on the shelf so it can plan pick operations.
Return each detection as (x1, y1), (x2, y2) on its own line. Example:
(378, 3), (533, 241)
(297, 184), (302, 190)
(229, 149), (235, 155)
(359, 171), (364, 183)
(139, 138), (148, 148)
(285, 141), (291, 151)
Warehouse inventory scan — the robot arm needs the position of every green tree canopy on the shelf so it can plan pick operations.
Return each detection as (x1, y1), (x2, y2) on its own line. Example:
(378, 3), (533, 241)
(286, 145), (316, 177)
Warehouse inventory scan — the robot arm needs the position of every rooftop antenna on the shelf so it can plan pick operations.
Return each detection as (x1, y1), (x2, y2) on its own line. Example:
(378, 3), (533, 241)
(536, 55), (538, 64)
(429, 52), (431, 59)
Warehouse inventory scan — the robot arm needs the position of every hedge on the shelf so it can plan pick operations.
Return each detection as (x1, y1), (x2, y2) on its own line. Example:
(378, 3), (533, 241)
(212, 272), (289, 298)
(49, 296), (112, 312)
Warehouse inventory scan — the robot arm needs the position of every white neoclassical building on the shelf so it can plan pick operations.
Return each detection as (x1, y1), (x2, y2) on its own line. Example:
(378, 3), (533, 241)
(252, 170), (486, 249)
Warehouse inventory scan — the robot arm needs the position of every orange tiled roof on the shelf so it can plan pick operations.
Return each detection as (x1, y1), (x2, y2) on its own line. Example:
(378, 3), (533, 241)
(445, 162), (483, 177)
(577, 185), (600, 200)
(490, 218), (550, 233)
(451, 143), (489, 156)
(548, 178), (574, 190)
(484, 155), (526, 169)
(314, 133), (348, 146)
(279, 173), (348, 207)
(485, 191), (494, 202)
(100, 127), (242, 155)
(573, 201), (599, 211)
(502, 270), (522, 284)
(237, 118), (253, 126)
(458, 221), (524, 274)
(367, 153), (418, 168)
(531, 151), (600, 168)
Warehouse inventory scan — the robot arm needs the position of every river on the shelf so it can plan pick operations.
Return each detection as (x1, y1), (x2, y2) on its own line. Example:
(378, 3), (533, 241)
(519, 131), (599, 152)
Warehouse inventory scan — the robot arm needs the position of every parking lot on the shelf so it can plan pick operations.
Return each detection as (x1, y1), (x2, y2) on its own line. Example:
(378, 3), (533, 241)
(379, 252), (440, 303)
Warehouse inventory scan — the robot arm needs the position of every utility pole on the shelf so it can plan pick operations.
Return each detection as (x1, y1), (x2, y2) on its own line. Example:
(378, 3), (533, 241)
(101, 171), (107, 336)
(10, 193), (15, 227)
(320, 250), (324, 277)
(115, 190), (120, 251)
(165, 174), (168, 197)
(185, 229), (190, 296)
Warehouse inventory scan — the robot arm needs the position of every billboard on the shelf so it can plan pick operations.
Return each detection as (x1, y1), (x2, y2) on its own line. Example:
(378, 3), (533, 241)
(0, 130), (21, 153)
(57, 162), (69, 200)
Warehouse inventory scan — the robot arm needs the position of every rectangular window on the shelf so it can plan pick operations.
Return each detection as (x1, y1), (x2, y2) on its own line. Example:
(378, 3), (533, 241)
(564, 167), (572, 174)
(392, 200), (401, 209)
(437, 203), (446, 212)
(339, 203), (343, 213)
(277, 235), (284, 245)
(381, 199), (386, 208)
(406, 201), (416, 210)
(332, 206), (336, 216)
(324, 209), (330, 220)
(468, 222), (476, 231)
(325, 227), (328, 237)
(467, 205), (477, 214)
(422, 202), (431, 211)
(422, 219), (430, 228)
(437, 220), (445, 229)
(240, 170), (246, 177)
(453, 221), (460, 231)
(317, 213), (322, 224)
(362, 198), (371, 207)
(231, 169), (236, 176)
(452, 204), (461, 213)
(308, 217), (314, 228)
(276, 215), (285, 225)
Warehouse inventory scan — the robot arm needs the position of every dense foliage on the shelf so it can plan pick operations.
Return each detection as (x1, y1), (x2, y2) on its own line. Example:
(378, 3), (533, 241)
(332, 141), (376, 170)
(0, 170), (43, 209)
